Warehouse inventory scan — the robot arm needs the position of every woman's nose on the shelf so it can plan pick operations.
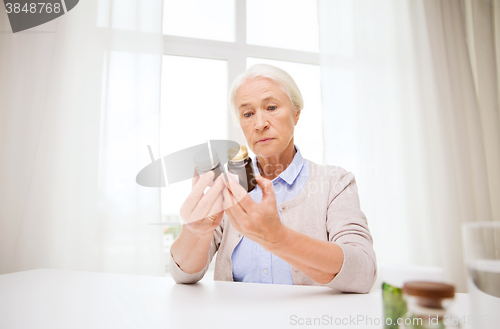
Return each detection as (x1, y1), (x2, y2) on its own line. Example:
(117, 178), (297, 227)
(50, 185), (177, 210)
(254, 111), (269, 131)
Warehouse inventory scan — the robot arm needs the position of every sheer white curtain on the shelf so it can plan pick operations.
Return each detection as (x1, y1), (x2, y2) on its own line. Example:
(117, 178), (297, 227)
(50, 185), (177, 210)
(319, 0), (499, 292)
(0, 0), (165, 275)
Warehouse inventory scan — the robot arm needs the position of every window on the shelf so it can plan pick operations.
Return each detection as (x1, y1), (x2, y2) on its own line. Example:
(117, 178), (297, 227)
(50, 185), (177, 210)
(163, 0), (235, 42)
(161, 0), (322, 275)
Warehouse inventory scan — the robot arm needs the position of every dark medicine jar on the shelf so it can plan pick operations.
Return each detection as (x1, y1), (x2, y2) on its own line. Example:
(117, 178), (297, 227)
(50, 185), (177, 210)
(193, 148), (222, 184)
(227, 145), (256, 192)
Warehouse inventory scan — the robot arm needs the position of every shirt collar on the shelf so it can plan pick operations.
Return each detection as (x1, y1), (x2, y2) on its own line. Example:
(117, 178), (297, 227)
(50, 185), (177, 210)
(253, 145), (306, 186)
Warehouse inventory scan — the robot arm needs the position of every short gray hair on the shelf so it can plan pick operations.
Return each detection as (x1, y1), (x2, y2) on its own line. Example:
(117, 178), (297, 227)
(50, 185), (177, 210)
(228, 64), (304, 120)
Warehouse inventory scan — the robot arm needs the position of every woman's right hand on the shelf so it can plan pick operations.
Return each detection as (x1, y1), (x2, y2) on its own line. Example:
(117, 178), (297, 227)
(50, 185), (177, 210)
(179, 170), (225, 237)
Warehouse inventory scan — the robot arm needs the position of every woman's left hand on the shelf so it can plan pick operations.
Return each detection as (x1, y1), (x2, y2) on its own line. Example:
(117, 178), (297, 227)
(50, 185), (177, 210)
(222, 174), (287, 249)
(223, 172), (345, 286)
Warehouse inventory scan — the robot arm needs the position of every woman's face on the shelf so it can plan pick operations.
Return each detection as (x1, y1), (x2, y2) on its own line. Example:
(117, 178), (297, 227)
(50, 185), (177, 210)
(235, 78), (300, 158)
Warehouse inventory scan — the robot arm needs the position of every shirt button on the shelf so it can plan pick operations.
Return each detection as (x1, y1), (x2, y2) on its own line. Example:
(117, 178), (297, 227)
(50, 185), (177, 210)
(264, 269), (269, 274)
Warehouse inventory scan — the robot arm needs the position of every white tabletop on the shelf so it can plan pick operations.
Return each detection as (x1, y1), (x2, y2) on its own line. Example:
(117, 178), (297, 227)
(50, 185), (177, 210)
(0, 269), (471, 329)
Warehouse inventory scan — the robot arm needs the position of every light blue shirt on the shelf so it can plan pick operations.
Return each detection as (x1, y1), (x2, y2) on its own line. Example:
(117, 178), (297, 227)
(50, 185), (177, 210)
(231, 146), (309, 284)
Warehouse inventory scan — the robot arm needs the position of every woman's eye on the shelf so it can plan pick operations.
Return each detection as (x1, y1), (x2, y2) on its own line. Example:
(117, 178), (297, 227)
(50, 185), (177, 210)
(243, 112), (252, 118)
(268, 106), (277, 111)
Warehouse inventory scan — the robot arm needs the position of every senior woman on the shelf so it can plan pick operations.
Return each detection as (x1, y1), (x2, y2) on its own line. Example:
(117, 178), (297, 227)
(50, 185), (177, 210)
(169, 64), (377, 293)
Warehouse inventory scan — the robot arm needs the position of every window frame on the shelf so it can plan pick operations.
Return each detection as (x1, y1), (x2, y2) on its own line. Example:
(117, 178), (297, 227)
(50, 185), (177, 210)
(162, 0), (320, 142)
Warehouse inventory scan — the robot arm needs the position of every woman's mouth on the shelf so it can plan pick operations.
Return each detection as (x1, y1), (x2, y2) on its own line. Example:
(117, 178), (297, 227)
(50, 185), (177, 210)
(257, 138), (274, 143)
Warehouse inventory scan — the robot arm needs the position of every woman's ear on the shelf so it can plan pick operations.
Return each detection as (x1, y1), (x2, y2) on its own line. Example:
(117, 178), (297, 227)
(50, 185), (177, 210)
(294, 108), (301, 125)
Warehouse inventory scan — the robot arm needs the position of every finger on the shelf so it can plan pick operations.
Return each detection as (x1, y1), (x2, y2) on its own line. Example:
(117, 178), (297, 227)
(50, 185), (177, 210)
(223, 172), (247, 203)
(222, 175), (256, 212)
(204, 193), (225, 229)
(210, 211), (224, 229)
(222, 173), (256, 214)
(223, 187), (251, 219)
(180, 170), (214, 216)
(208, 187), (225, 217)
(191, 168), (200, 188)
(211, 197), (225, 224)
(255, 175), (276, 204)
(222, 186), (235, 210)
(229, 188), (255, 214)
(190, 175), (225, 221)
